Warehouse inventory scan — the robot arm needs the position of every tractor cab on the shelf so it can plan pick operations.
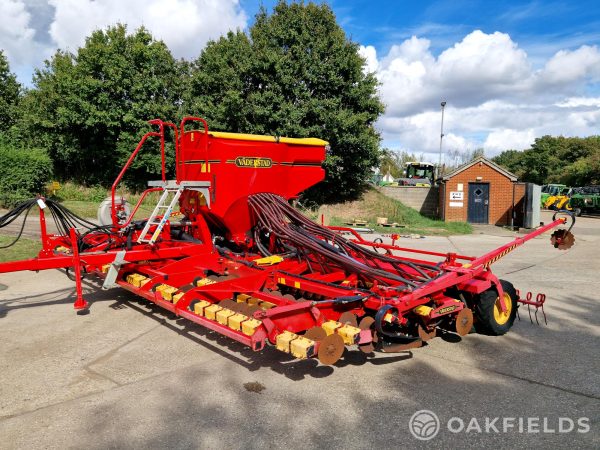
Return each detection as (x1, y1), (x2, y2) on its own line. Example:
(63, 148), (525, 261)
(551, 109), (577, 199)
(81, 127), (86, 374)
(398, 162), (435, 186)
(541, 184), (567, 206)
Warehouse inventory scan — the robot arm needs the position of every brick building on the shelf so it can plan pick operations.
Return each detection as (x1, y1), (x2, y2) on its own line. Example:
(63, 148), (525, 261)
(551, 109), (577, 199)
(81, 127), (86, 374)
(439, 157), (522, 225)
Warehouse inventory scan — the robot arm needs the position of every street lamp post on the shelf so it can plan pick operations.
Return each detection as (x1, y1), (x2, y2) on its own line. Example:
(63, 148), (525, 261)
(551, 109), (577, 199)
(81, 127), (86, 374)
(439, 101), (446, 168)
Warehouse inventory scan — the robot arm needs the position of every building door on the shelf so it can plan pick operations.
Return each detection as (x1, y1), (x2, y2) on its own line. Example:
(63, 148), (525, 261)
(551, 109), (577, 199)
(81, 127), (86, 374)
(468, 183), (489, 223)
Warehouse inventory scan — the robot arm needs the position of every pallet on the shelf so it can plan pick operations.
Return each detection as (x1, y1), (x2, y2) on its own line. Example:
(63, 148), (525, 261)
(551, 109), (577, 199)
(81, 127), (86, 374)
(345, 220), (368, 227)
(380, 222), (406, 228)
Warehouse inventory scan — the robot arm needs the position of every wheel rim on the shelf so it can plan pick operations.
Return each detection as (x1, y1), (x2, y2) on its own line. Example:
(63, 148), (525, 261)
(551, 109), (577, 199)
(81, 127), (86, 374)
(493, 293), (512, 325)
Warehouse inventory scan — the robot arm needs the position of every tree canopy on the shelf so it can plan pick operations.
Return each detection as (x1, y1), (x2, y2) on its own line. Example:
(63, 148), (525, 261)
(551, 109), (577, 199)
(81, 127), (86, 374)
(0, 50), (21, 133)
(186, 1), (384, 202)
(18, 24), (185, 187)
(493, 135), (600, 186)
(379, 149), (423, 178)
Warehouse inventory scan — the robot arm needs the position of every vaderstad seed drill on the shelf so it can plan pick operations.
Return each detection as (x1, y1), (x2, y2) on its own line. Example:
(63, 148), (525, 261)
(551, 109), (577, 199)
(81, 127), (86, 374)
(0, 117), (576, 365)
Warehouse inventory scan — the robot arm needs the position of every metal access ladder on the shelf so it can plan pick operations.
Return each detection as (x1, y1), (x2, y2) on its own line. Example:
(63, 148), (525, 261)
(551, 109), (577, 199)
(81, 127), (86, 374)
(137, 187), (184, 244)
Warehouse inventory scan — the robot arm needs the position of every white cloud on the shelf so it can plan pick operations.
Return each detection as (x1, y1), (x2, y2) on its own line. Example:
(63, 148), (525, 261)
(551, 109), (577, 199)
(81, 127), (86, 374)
(436, 30), (530, 86)
(484, 129), (536, 152)
(368, 30), (600, 157)
(358, 45), (378, 73)
(47, 0), (247, 59)
(2, 6), (599, 156)
(556, 97), (600, 108)
(0, 0), (36, 64)
(0, 0), (247, 84)
(540, 45), (600, 85)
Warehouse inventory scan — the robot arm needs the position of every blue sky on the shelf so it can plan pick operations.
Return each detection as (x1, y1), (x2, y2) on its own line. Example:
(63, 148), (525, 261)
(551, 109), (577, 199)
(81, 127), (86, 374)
(2, 0), (600, 159)
(242, 1), (600, 63)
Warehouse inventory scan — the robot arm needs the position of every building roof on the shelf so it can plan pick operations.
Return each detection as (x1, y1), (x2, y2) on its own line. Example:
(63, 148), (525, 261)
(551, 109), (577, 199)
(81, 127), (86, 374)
(442, 157), (517, 182)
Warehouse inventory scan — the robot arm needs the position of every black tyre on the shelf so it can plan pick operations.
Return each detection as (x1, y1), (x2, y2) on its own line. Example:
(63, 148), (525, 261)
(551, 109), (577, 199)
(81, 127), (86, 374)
(574, 208), (582, 217)
(474, 280), (518, 335)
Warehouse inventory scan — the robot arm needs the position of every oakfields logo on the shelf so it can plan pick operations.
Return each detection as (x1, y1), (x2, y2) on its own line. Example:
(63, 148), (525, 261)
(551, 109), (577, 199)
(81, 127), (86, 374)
(409, 409), (591, 440)
(235, 157), (272, 168)
(409, 410), (440, 441)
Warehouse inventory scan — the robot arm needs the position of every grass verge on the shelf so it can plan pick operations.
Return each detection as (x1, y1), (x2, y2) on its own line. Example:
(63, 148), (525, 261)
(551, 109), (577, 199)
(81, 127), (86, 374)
(0, 235), (41, 262)
(319, 188), (472, 236)
(55, 182), (160, 219)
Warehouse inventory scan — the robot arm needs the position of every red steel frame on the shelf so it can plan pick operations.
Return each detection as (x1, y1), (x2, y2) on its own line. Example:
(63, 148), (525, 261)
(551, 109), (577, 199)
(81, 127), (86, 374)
(0, 117), (574, 362)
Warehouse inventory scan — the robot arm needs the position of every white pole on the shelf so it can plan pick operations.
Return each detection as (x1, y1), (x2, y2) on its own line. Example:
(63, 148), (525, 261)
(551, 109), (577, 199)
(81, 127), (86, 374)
(439, 101), (446, 168)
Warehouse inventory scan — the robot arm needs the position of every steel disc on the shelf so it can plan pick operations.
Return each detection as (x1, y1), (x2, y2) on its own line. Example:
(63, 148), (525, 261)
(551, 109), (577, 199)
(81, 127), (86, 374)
(219, 299), (237, 310)
(559, 231), (575, 249)
(358, 316), (376, 353)
(359, 316), (375, 330)
(418, 324), (436, 341)
(246, 304), (262, 316)
(454, 308), (474, 336)
(304, 326), (327, 342)
(318, 333), (345, 365)
(338, 311), (358, 328)
(550, 230), (575, 250)
(230, 302), (250, 315)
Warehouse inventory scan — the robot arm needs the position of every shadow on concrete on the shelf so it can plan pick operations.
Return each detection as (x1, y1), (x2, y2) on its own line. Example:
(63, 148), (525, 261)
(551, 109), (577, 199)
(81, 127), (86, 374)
(67, 294), (599, 449)
(0, 276), (120, 318)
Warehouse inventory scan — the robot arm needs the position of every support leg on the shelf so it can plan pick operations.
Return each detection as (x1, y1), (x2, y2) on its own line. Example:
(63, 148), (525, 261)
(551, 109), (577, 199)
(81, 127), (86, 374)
(69, 228), (88, 310)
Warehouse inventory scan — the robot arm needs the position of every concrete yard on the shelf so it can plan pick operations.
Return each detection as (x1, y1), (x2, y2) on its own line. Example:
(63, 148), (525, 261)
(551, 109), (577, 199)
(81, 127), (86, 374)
(0, 211), (598, 449)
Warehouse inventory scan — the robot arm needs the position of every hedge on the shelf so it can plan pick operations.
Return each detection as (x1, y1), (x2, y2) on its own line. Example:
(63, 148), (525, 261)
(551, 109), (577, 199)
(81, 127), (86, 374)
(0, 142), (53, 208)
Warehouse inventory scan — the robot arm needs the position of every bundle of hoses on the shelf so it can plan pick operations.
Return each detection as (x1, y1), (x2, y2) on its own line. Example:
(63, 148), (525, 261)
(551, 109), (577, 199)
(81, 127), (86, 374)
(0, 198), (113, 250)
(248, 193), (444, 290)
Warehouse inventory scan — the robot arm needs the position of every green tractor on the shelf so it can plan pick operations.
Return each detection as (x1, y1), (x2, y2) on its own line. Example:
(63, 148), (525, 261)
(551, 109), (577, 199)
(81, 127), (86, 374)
(570, 186), (600, 216)
(397, 162), (436, 187)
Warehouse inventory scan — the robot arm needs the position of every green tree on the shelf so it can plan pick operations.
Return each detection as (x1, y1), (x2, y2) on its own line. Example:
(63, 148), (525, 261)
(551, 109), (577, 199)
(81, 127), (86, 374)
(18, 24), (185, 187)
(493, 149), (523, 173)
(561, 136), (600, 185)
(379, 149), (420, 178)
(187, 1), (384, 202)
(0, 50), (21, 133)
(493, 135), (600, 185)
(0, 137), (53, 207)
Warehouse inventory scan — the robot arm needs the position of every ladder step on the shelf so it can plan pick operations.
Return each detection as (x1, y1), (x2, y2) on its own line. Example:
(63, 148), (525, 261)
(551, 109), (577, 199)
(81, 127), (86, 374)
(137, 186), (184, 245)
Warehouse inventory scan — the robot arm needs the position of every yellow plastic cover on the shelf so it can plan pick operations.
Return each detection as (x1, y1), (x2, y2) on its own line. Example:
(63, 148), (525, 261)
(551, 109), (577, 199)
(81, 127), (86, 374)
(209, 131), (328, 147)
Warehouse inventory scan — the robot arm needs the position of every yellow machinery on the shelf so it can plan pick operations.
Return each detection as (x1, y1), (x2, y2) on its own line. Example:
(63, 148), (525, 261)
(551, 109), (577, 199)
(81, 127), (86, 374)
(543, 187), (572, 210)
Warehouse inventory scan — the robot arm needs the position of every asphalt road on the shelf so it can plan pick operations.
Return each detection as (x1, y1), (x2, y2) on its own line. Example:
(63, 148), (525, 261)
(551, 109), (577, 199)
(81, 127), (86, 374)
(0, 211), (598, 449)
